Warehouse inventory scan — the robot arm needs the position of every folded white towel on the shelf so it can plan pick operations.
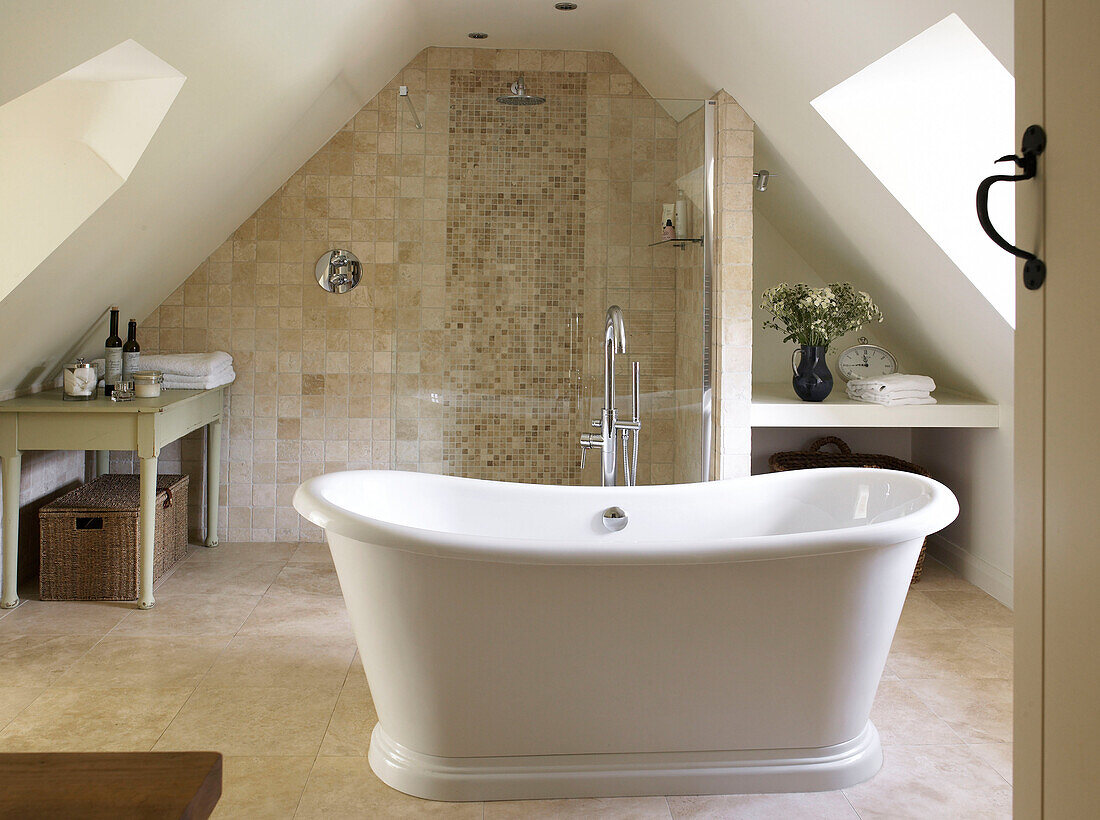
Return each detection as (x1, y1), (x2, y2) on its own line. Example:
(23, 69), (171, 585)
(847, 387), (931, 401)
(162, 369), (236, 390)
(850, 392), (937, 407)
(846, 373), (936, 394)
(140, 352), (233, 378)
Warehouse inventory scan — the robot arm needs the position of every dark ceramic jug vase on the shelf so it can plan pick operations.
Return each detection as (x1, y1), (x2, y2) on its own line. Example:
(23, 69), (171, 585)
(791, 345), (833, 402)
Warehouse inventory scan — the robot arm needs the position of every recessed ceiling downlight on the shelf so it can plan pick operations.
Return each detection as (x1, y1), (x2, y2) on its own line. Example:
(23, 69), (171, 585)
(554, 2), (578, 10)
(468, 32), (489, 39)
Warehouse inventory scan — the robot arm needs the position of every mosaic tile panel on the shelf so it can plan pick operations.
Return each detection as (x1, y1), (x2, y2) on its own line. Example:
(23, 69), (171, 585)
(443, 70), (587, 483)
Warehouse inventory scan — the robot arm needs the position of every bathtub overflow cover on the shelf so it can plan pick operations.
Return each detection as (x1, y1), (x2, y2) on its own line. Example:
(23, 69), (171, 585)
(602, 506), (628, 532)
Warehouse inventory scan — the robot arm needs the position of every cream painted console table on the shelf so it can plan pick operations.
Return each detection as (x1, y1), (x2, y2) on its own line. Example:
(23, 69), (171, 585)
(0, 387), (224, 610)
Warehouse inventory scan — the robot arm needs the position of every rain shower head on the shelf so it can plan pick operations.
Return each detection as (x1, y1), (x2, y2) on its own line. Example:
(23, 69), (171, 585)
(497, 76), (546, 106)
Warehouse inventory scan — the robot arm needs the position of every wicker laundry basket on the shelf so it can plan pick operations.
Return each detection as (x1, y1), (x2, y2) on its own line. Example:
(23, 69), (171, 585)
(39, 474), (189, 601)
(768, 436), (930, 583)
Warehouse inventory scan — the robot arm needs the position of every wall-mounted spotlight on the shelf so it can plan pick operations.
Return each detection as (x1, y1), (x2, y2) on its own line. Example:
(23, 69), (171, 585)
(753, 170), (778, 192)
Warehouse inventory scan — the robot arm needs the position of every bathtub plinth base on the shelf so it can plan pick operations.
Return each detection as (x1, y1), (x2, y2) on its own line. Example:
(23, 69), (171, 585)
(368, 721), (882, 802)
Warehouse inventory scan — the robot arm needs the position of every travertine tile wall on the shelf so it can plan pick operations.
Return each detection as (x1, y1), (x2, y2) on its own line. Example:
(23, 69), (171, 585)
(578, 64), (679, 486)
(712, 91), (755, 479)
(135, 47), (729, 542)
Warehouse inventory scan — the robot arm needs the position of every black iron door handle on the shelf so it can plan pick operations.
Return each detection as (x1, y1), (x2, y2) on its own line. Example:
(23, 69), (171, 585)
(976, 124), (1046, 289)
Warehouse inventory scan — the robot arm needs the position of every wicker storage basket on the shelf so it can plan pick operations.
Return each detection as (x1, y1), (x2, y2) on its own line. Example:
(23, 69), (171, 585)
(39, 474), (189, 601)
(768, 436), (930, 583)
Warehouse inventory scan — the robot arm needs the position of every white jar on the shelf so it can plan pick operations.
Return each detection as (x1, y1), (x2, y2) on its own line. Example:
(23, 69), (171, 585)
(131, 370), (163, 398)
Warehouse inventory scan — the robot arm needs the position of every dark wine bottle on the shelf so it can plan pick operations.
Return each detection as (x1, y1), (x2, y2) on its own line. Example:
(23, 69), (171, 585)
(104, 307), (122, 397)
(122, 319), (140, 382)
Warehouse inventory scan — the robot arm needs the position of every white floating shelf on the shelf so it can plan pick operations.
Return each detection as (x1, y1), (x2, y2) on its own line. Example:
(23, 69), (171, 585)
(750, 383), (1000, 428)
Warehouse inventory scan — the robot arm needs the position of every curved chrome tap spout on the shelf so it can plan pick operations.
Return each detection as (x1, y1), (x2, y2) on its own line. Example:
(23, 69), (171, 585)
(604, 306), (626, 415)
(605, 306), (626, 354)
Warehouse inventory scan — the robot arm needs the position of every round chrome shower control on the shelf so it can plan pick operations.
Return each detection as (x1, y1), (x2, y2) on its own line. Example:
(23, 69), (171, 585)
(602, 506), (628, 532)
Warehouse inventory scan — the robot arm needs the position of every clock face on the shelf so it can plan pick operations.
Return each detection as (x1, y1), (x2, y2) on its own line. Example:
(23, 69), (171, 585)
(838, 344), (898, 381)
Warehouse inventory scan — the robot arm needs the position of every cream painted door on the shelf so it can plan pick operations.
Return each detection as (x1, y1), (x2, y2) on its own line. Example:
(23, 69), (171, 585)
(1015, 0), (1100, 816)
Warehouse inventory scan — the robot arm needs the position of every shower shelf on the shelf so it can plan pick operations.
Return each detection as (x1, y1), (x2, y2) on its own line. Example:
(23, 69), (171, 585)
(648, 237), (703, 249)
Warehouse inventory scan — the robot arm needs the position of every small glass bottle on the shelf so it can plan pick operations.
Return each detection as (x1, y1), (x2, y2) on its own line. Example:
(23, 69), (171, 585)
(122, 319), (140, 382)
(104, 307), (122, 397)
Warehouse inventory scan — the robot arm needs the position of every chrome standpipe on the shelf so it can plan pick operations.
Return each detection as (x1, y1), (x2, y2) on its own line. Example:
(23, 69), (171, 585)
(579, 307), (641, 486)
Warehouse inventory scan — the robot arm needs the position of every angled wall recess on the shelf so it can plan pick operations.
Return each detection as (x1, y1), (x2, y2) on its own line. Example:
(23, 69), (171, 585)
(0, 39), (185, 304)
(811, 14), (1016, 326)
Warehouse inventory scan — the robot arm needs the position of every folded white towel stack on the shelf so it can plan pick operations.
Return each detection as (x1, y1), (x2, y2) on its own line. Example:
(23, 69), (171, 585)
(140, 352), (232, 377)
(140, 352), (235, 390)
(847, 373), (937, 406)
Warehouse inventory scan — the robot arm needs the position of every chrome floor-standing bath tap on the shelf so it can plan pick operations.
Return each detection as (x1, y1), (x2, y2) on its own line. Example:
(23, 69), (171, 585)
(580, 306), (640, 486)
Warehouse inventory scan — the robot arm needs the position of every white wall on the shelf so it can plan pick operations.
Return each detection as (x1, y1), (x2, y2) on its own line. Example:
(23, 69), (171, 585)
(752, 210), (896, 382)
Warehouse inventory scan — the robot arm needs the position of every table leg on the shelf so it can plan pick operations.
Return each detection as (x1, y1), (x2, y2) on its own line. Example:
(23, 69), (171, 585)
(205, 419), (220, 548)
(138, 455), (157, 610)
(95, 450), (110, 477)
(1, 452), (21, 609)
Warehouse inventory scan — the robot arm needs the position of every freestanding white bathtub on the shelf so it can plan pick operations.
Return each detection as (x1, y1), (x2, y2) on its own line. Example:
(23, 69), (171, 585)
(294, 467), (958, 801)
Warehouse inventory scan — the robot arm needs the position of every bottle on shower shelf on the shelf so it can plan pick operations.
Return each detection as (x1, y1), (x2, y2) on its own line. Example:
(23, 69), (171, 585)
(662, 219), (676, 241)
(674, 189), (692, 239)
(661, 203), (675, 238)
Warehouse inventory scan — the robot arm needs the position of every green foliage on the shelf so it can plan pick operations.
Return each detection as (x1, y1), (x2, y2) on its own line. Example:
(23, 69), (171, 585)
(760, 282), (883, 349)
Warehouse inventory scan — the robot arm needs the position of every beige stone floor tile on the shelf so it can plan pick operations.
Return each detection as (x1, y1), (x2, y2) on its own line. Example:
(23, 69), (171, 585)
(0, 634), (100, 687)
(0, 598), (132, 635)
(157, 559), (286, 597)
(971, 742), (1013, 784)
(53, 635), (229, 688)
(887, 629), (1013, 681)
(667, 791), (856, 819)
(906, 678), (1013, 743)
(211, 755), (315, 819)
(289, 542), (333, 564)
(894, 590), (964, 632)
(487, 796), (672, 819)
(870, 680), (964, 746)
(155, 685), (339, 756)
(843, 744), (1011, 818)
(914, 559), (978, 592)
(319, 677), (378, 756)
(972, 626), (1014, 658)
(295, 756), (482, 818)
(0, 688), (43, 731)
(186, 541), (297, 563)
(920, 590), (1014, 628)
(0, 686), (192, 752)
(268, 563), (343, 597)
(111, 592), (262, 637)
(237, 586), (353, 637)
(202, 634), (356, 693)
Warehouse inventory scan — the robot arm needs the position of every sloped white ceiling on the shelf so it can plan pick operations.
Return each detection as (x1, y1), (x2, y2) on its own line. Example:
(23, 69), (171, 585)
(0, 0), (1013, 395)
